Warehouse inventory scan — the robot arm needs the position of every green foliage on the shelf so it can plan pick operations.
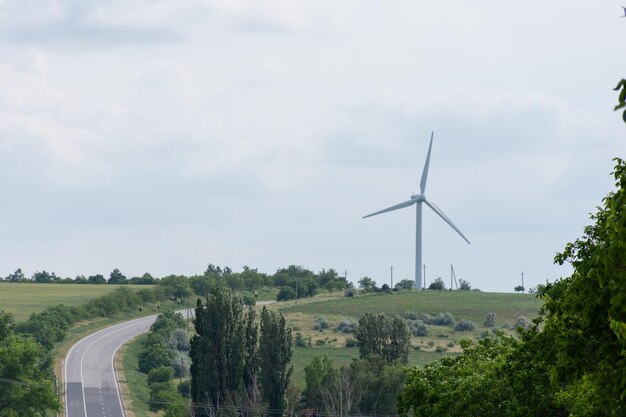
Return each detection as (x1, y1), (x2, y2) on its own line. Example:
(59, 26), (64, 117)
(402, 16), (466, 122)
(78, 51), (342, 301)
(0, 312), (60, 416)
(259, 307), (293, 416)
(514, 285), (525, 293)
(484, 312), (497, 327)
(458, 279), (472, 290)
(276, 286), (296, 301)
(407, 319), (429, 337)
(294, 332), (312, 347)
(336, 319), (358, 333)
(454, 319), (476, 332)
(355, 313), (411, 364)
(312, 316), (329, 331)
(138, 341), (174, 373)
(108, 268), (127, 285)
(614, 79), (626, 123)
(429, 277), (446, 290)
(358, 276), (377, 292)
(190, 287), (247, 411)
(303, 355), (405, 416)
(147, 366), (175, 385)
(395, 279), (415, 290)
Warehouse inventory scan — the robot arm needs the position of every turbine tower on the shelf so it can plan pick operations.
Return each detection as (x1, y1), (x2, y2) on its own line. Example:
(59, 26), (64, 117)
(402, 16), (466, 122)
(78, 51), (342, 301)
(363, 132), (470, 289)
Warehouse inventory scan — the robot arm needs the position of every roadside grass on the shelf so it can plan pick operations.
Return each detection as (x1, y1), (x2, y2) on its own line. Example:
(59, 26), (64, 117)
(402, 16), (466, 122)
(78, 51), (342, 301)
(0, 282), (153, 322)
(119, 333), (153, 417)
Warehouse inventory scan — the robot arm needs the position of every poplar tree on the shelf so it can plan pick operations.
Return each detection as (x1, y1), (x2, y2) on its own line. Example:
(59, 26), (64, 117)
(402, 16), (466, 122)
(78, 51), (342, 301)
(259, 307), (293, 416)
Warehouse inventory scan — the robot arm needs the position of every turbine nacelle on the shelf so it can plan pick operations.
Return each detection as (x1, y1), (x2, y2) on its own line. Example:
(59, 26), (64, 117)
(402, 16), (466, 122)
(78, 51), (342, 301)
(410, 194), (425, 202)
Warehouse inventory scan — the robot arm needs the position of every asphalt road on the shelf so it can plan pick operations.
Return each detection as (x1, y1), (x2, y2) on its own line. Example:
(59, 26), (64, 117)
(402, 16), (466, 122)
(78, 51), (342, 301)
(64, 314), (160, 417)
(64, 301), (273, 417)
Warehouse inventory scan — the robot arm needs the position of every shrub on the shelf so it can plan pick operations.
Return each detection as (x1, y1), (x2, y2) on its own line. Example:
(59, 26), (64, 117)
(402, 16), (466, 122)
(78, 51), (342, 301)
(345, 288), (357, 297)
(276, 286), (296, 301)
(345, 338), (358, 348)
(428, 278), (446, 290)
(408, 320), (429, 337)
(435, 346), (448, 353)
(515, 316), (530, 329)
(336, 319), (358, 333)
(171, 351), (190, 378)
(446, 341), (455, 347)
(295, 332), (312, 347)
(147, 366), (174, 385)
(312, 316), (329, 331)
(404, 311), (419, 320)
(177, 380), (191, 398)
(430, 312), (455, 326)
(454, 319), (476, 332)
(484, 312), (497, 328)
(242, 295), (256, 306)
(427, 340), (435, 347)
(138, 342), (174, 373)
(315, 339), (326, 346)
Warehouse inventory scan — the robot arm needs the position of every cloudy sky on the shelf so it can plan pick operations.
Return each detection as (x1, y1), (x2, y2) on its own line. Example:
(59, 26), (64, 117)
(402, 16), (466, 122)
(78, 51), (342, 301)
(0, 1), (624, 291)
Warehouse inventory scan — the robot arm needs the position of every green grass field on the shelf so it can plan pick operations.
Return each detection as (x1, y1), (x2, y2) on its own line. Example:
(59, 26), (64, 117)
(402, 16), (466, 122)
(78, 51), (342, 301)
(0, 283), (149, 321)
(284, 290), (542, 324)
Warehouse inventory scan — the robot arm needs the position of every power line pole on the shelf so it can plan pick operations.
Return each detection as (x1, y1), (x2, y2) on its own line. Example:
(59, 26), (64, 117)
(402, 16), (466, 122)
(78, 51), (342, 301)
(390, 265), (394, 289)
(344, 270), (348, 280)
(521, 271), (525, 289)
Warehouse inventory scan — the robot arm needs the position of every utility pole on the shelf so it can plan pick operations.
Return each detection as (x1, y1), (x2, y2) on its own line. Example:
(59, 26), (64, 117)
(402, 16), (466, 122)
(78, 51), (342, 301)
(344, 270), (348, 280)
(521, 271), (525, 289)
(390, 265), (394, 289)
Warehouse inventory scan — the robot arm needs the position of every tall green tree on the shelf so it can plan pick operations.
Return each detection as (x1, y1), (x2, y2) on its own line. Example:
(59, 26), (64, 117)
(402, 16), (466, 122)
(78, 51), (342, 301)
(355, 313), (410, 364)
(190, 287), (246, 415)
(259, 307), (293, 416)
(0, 311), (60, 416)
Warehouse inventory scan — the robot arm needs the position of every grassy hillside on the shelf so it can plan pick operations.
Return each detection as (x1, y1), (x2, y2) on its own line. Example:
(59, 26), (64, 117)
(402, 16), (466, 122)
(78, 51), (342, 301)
(283, 290), (542, 324)
(0, 283), (151, 321)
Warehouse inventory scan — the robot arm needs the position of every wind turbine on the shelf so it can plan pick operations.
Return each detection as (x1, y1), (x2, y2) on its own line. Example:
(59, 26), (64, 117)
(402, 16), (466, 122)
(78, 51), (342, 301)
(363, 132), (470, 289)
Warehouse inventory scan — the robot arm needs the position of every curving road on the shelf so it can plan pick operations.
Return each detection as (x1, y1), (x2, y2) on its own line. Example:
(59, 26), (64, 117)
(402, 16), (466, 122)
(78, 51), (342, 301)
(64, 301), (272, 417)
(64, 314), (160, 417)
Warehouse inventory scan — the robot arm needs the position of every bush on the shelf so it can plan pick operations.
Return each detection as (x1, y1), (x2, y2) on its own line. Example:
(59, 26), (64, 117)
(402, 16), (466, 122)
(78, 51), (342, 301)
(295, 332), (312, 347)
(171, 351), (190, 378)
(242, 295), (256, 306)
(315, 339), (326, 346)
(404, 311), (419, 320)
(147, 366), (174, 385)
(484, 312), (497, 328)
(336, 319), (358, 333)
(312, 316), (329, 331)
(427, 340), (435, 347)
(408, 320), (429, 337)
(345, 338), (358, 348)
(276, 286), (296, 301)
(429, 312), (455, 326)
(435, 346), (448, 353)
(177, 380), (191, 398)
(138, 342), (174, 373)
(515, 316), (530, 329)
(345, 288), (357, 297)
(428, 278), (446, 290)
(454, 319), (476, 332)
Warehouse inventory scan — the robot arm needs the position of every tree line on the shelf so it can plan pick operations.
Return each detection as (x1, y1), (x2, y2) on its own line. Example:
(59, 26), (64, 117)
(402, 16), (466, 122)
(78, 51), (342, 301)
(1, 264), (348, 301)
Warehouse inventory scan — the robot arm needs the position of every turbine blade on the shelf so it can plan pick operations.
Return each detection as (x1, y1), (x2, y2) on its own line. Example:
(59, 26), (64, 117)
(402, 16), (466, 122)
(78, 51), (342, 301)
(420, 131), (434, 195)
(423, 199), (470, 244)
(363, 199), (416, 219)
